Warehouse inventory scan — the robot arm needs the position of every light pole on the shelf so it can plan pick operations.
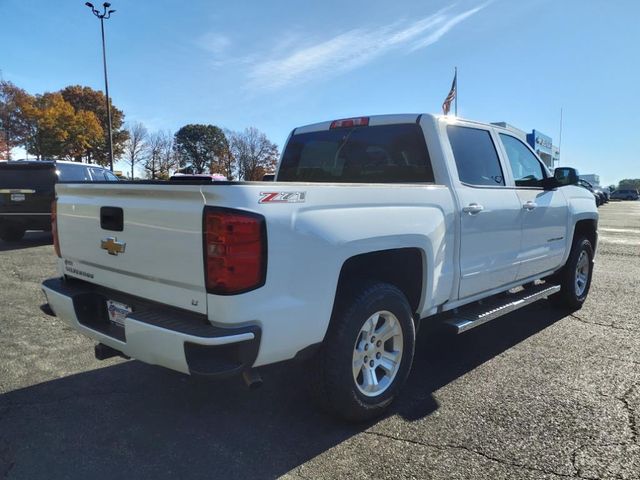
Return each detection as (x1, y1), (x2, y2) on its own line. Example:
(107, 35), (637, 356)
(85, 2), (116, 171)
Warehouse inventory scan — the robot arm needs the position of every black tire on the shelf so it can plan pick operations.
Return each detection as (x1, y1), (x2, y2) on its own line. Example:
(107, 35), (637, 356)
(308, 282), (416, 422)
(549, 236), (594, 310)
(0, 225), (26, 242)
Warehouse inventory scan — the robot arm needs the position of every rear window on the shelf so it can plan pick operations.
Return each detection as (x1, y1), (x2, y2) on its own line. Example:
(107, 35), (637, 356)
(0, 164), (57, 189)
(278, 124), (434, 183)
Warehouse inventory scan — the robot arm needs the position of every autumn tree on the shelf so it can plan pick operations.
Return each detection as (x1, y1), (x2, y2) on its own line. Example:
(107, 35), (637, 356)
(0, 135), (8, 160)
(60, 85), (127, 165)
(228, 127), (279, 181)
(123, 122), (147, 179)
(0, 81), (31, 159)
(174, 124), (228, 174)
(21, 92), (102, 160)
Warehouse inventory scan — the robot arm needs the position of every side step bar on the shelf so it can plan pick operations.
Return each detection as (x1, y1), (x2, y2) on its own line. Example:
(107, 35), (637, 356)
(445, 284), (561, 334)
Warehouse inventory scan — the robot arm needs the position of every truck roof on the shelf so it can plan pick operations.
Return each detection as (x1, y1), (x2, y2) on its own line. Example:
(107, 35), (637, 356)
(293, 113), (508, 135)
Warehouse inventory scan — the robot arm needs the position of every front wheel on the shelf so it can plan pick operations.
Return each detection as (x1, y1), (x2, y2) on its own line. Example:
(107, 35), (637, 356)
(550, 236), (594, 310)
(308, 283), (416, 422)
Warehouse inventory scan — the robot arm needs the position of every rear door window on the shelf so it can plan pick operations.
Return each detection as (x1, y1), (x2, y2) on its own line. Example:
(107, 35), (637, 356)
(278, 124), (434, 183)
(57, 164), (92, 181)
(447, 126), (504, 187)
(499, 134), (546, 187)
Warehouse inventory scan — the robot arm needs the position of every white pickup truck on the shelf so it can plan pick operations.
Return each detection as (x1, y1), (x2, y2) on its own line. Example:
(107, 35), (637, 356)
(41, 114), (598, 421)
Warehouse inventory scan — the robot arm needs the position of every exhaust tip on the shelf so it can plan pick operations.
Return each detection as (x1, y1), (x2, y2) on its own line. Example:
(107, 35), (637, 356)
(242, 369), (263, 389)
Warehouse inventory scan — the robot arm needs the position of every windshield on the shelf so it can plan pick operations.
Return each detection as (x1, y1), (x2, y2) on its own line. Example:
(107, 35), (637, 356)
(278, 124), (434, 183)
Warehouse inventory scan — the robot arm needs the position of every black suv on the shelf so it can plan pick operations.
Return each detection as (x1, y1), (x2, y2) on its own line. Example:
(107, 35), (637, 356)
(0, 160), (118, 242)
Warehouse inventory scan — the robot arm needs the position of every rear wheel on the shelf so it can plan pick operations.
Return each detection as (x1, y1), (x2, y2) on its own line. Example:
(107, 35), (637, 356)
(550, 236), (594, 310)
(308, 283), (416, 422)
(0, 225), (26, 242)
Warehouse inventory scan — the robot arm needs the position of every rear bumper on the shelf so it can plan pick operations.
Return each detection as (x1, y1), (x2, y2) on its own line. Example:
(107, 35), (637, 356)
(41, 277), (261, 377)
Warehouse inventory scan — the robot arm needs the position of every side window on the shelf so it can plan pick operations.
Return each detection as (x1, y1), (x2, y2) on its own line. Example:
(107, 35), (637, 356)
(499, 134), (546, 187)
(447, 126), (504, 186)
(104, 171), (119, 181)
(89, 167), (103, 181)
(57, 164), (92, 181)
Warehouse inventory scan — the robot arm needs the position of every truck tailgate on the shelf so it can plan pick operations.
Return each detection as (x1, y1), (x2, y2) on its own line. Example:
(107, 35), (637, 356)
(56, 183), (207, 314)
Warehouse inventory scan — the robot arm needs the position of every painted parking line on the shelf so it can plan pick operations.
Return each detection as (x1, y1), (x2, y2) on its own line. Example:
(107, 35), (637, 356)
(599, 228), (640, 234)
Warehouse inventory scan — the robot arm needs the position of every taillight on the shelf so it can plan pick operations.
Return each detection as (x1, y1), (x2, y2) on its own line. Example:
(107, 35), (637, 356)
(203, 207), (267, 294)
(330, 116), (369, 129)
(51, 199), (61, 257)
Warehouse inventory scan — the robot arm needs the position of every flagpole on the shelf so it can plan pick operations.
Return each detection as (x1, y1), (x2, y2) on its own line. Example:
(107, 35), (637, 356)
(454, 66), (458, 116)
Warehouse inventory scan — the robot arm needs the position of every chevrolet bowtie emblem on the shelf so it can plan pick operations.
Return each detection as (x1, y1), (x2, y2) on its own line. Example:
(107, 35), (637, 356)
(101, 237), (126, 256)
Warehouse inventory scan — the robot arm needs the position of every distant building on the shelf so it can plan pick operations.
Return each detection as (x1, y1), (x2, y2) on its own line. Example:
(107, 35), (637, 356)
(580, 174), (600, 186)
(492, 122), (559, 169)
(491, 122), (527, 142)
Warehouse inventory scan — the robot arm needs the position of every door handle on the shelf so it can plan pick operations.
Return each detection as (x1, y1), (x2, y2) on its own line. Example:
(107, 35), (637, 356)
(523, 201), (537, 211)
(462, 203), (484, 215)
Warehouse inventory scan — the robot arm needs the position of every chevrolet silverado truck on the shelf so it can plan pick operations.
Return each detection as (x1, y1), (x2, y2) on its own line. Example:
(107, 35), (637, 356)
(41, 114), (598, 421)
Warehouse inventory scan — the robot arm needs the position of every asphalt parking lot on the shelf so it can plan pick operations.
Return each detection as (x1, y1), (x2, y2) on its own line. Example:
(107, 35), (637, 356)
(1, 201), (639, 480)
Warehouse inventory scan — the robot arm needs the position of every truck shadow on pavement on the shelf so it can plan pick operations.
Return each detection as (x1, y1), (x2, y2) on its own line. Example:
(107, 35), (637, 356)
(0, 302), (571, 479)
(0, 232), (52, 252)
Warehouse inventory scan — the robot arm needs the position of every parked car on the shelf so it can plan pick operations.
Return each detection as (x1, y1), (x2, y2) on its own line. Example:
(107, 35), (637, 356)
(0, 160), (118, 241)
(577, 179), (601, 206)
(592, 186), (608, 204)
(610, 189), (639, 201)
(41, 114), (598, 421)
(169, 173), (228, 182)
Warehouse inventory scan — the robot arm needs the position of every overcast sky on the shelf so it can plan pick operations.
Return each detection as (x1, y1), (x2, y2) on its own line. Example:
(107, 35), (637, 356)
(1, 0), (638, 185)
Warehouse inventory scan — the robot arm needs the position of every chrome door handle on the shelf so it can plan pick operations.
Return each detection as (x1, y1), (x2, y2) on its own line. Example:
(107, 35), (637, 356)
(523, 201), (537, 210)
(462, 203), (484, 215)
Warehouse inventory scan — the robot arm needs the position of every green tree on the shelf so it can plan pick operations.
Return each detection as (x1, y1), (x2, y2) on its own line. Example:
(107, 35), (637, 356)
(174, 124), (228, 174)
(60, 85), (127, 165)
(618, 179), (640, 190)
(228, 127), (279, 181)
(0, 81), (31, 159)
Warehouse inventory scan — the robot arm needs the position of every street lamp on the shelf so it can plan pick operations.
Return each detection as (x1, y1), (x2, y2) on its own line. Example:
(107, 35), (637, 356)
(85, 2), (116, 171)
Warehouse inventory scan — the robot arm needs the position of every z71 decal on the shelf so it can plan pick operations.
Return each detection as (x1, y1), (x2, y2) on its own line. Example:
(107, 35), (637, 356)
(259, 192), (307, 204)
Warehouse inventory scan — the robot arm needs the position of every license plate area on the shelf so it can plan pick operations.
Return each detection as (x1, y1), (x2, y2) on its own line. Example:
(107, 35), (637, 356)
(11, 193), (25, 202)
(106, 299), (132, 328)
(73, 293), (128, 341)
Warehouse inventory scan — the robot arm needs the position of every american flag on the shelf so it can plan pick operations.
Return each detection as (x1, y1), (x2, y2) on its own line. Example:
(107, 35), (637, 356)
(442, 70), (457, 115)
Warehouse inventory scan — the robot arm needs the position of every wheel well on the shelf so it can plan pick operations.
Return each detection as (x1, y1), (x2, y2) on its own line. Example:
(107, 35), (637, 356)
(333, 248), (423, 315)
(573, 219), (597, 249)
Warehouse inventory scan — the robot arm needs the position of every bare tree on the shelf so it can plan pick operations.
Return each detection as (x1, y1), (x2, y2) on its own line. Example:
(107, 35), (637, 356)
(123, 122), (147, 179)
(143, 130), (178, 179)
(228, 127), (279, 181)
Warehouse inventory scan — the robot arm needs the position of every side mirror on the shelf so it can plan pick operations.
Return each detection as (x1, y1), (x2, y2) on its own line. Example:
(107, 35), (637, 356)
(554, 167), (579, 186)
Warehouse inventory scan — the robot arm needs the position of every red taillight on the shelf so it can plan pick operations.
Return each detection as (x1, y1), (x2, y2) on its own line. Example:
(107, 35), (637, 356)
(203, 207), (266, 294)
(330, 116), (369, 129)
(51, 199), (61, 257)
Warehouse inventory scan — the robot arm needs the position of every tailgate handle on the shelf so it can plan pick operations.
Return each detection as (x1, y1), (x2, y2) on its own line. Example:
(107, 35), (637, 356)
(100, 206), (123, 231)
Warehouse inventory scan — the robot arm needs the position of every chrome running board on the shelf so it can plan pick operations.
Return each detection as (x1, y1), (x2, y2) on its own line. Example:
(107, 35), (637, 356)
(445, 284), (561, 334)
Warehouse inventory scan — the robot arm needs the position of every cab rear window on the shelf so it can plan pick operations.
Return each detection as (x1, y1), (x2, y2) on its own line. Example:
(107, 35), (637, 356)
(278, 124), (434, 183)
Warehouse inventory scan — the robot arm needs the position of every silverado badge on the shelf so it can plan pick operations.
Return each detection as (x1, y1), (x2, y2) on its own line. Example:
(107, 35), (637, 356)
(101, 237), (126, 256)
